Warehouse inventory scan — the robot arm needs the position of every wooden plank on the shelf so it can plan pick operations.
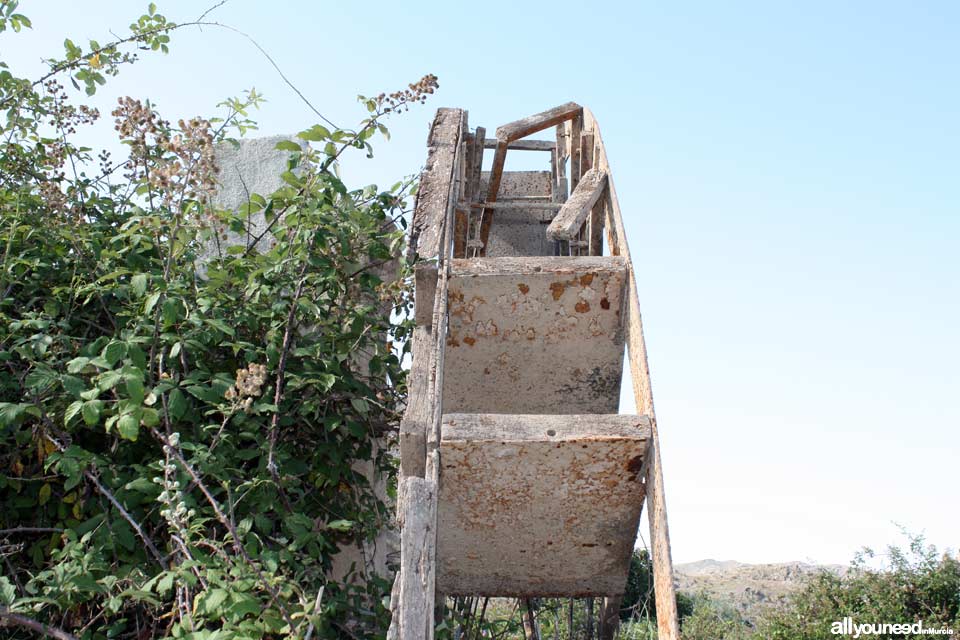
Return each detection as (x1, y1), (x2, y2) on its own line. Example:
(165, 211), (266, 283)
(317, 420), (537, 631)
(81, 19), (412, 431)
(413, 264), (438, 328)
(468, 201), (560, 211)
(453, 133), (473, 257)
(581, 132), (594, 175)
(495, 102), (582, 142)
(589, 195), (605, 256)
(569, 115), (582, 191)
(399, 325), (431, 479)
(468, 127), (485, 203)
(482, 138), (555, 151)
(546, 168), (607, 241)
(477, 139), (507, 255)
(582, 107), (680, 640)
(554, 124), (568, 205)
(411, 109), (465, 259)
(396, 476), (438, 640)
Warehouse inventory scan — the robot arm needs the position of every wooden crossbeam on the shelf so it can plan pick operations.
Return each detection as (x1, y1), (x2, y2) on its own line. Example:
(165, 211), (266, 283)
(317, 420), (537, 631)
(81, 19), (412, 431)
(495, 101), (582, 142)
(482, 138), (555, 151)
(546, 168), (607, 241)
(468, 201), (560, 211)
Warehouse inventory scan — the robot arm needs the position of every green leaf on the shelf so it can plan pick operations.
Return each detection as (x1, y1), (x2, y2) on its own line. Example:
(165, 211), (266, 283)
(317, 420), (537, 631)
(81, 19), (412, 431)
(117, 413), (139, 441)
(81, 400), (102, 426)
(38, 483), (52, 506)
(297, 125), (330, 142)
(61, 374), (86, 398)
(25, 367), (58, 392)
(144, 291), (161, 314)
(102, 340), (127, 366)
(66, 357), (90, 373)
(202, 588), (230, 615)
(64, 400), (83, 426)
(167, 388), (187, 420)
(125, 376), (145, 405)
(0, 576), (16, 606)
(130, 273), (148, 297)
(204, 318), (235, 337)
(0, 403), (24, 427)
(275, 140), (301, 152)
(326, 519), (354, 532)
(156, 572), (175, 595)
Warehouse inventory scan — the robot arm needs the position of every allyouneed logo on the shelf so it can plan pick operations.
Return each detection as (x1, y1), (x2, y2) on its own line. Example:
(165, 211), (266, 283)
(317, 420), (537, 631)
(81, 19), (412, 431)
(831, 617), (955, 637)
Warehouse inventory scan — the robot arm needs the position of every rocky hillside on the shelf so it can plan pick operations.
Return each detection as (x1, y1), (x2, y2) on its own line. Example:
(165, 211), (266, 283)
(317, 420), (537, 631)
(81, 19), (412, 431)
(674, 559), (845, 620)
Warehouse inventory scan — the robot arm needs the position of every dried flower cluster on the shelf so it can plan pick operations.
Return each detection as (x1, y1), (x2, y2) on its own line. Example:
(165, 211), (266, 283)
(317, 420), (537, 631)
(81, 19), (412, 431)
(112, 96), (217, 207)
(374, 73), (438, 112)
(32, 80), (101, 215)
(224, 362), (268, 411)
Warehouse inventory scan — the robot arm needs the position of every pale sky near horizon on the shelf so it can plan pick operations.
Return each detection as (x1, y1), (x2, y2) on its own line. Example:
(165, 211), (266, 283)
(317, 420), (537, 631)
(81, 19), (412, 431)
(6, 1), (958, 566)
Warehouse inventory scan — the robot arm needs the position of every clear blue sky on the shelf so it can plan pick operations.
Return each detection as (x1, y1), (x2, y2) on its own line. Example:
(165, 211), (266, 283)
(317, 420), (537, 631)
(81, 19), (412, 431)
(9, 1), (958, 565)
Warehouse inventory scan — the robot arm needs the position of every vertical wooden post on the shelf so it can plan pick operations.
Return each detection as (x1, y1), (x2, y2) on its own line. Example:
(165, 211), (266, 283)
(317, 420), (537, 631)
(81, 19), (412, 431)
(396, 477), (438, 640)
(569, 116), (582, 191)
(598, 595), (621, 640)
(478, 139), (508, 255)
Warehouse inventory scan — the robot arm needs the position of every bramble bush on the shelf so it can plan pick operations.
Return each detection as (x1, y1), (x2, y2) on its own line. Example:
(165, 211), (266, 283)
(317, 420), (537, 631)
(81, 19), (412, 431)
(757, 533), (959, 640)
(0, 2), (437, 638)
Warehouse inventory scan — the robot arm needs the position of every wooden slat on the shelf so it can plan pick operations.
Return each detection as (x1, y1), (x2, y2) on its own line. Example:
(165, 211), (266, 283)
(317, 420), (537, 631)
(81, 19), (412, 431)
(554, 124), (568, 206)
(582, 107), (680, 640)
(477, 139), (507, 255)
(569, 115), (582, 190)
(546, 168), (607, 240)
(468, 201), (560, 211)
(468, 127), (485, 203)
(453, 133), (473, 257)
(482, 138), (555, 151)
(396, 476), (438, 640)
(410, 109), (465, 259)
(495, 101), (582, 142)
(589, 195), (605, 256)
(399, 326), (431, 479)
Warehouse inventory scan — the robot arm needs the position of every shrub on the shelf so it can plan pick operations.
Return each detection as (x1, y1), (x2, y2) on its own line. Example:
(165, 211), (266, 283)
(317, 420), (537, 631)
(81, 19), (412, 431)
(758, 533), (960, 639)
(0, 3), (436, 637)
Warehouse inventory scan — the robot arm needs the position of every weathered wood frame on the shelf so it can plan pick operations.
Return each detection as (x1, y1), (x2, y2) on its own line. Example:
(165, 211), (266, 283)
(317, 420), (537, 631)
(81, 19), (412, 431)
(396, 105), (679, 640)
(577, 107), (681, 640)
(394, 108), (468, 640)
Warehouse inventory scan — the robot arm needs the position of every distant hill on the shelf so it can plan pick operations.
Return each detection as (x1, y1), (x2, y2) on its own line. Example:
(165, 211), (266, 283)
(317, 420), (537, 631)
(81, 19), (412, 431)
(674, 559), (846, 620)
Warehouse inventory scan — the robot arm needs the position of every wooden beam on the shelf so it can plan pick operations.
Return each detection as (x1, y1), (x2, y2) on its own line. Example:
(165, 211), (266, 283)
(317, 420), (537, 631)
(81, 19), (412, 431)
(569, 115), (582, 190)
(495, 102), (582, 142)
(468, 127), (485, 203)
(581, 107), (680, 640)
(410, 109), (465, 259)
(477, 139), (507, 255)
(396, 476), (438, 640)
(468, 201), (560, 211)
(482, 138), (555, 151)
(453, 137), (470, 257)
(546, 168), (607, 241)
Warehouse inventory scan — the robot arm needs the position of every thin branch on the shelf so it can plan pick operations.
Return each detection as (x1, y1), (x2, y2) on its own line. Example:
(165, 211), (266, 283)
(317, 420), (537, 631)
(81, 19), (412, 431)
(148, 428), (296, 632)
(0, 608), (79, 640)
(41, 432), (168, 570)
(195, 0), (229, 22)
(265, 257), (313, 511)
(195, 20), (339, 130)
